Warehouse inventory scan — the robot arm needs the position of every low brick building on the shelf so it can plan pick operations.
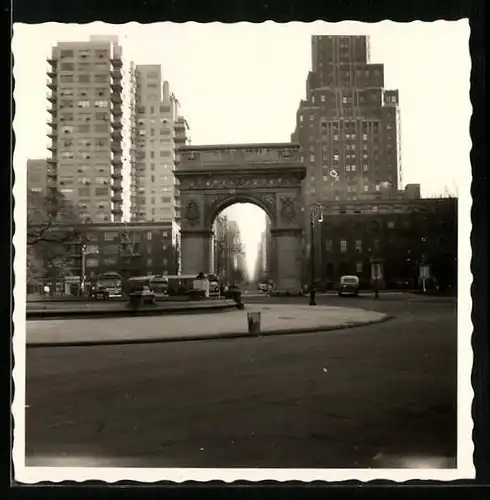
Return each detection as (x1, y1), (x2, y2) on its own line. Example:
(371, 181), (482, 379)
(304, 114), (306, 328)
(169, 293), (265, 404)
(30, 221), (181, 295)
(308, 193), (457, 291)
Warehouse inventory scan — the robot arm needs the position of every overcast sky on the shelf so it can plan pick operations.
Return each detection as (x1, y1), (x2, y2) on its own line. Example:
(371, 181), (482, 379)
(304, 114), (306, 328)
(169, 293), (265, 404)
(13, 21), (471, 279)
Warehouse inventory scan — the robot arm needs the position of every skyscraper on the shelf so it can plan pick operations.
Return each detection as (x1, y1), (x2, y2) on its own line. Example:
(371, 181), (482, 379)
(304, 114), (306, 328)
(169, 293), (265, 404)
(291, 35), (402, 205)
(46, 35), (124, 222)
(129, 65), (189, 223)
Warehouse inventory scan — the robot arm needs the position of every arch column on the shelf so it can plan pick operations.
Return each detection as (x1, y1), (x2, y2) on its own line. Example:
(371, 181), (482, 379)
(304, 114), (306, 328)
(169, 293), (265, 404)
(271, 227), (303, 293)
(180, 229), (213, 275)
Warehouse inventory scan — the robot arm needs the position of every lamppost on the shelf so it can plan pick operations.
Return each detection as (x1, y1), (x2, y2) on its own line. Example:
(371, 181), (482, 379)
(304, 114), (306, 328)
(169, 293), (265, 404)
(80, 242), (87, 296)
(309, 204), (323, 306)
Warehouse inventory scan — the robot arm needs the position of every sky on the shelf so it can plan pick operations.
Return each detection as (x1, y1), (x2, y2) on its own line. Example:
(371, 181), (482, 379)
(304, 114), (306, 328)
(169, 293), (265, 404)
(12, 21), (471, 279)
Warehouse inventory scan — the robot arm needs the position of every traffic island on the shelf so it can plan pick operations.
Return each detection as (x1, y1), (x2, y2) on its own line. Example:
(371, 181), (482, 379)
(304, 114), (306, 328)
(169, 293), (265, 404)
(26, 304), (393, 348)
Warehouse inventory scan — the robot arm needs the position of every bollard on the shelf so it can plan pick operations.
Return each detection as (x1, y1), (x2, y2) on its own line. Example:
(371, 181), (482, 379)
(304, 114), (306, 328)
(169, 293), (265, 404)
(247, 311), (261, 336)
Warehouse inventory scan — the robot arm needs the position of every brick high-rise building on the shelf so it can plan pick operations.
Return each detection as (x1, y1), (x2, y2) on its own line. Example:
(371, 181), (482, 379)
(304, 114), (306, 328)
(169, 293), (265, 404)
(129, 64), (189, 223)
(291, 35), (402, 206)
(46, 35), (124, 223)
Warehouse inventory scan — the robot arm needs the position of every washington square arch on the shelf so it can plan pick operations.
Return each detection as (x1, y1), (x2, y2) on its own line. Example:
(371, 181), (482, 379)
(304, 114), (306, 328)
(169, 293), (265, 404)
(175, 143), (306, 294)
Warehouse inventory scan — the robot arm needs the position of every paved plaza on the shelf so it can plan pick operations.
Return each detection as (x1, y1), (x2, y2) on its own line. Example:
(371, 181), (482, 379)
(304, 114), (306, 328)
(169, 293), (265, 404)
(26, 304), (389, 347)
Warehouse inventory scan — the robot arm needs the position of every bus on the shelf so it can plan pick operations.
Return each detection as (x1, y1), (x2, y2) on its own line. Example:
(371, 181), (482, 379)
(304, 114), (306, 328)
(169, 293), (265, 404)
(165, 274), (214, 298)
(92, 272), (123, 300)
(126, 275), (169, 299)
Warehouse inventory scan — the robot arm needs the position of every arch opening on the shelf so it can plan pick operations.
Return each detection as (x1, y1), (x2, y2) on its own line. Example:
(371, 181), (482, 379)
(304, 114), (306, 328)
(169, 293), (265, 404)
(211, 202), (272, 286)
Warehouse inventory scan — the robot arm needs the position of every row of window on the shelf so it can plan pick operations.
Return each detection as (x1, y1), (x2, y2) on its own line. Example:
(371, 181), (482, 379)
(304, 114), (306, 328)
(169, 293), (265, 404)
(59, 49), (111, 59)
(57, 74), (112, 83)
(84, 256), (168, 268)
(58, 99), (109, 109)
(135, 105), (172, 114)
(59, 151), (112, 160)
(56, 124), (117, 135)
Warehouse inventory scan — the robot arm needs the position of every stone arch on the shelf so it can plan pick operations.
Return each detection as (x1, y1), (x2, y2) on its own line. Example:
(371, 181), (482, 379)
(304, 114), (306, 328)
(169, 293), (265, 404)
(175, 143), (306, 293)
(205, 193), (276, 230)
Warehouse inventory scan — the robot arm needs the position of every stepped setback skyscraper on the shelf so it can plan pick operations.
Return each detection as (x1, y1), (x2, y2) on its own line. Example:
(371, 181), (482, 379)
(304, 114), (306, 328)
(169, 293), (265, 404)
(291, 35), (402, 205)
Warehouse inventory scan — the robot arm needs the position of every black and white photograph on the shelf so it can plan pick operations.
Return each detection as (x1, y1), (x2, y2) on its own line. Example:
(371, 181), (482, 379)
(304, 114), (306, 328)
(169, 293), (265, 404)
(12, 20), (473, 483)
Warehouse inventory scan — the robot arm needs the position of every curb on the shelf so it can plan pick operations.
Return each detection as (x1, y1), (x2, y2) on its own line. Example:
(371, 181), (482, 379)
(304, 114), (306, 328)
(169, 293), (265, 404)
(26, 314), (393, 349)
(26, 302), (237, 320)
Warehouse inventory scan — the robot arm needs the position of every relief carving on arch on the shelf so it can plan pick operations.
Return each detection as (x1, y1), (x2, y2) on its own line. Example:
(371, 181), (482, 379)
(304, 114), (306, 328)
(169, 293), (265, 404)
(280, 196), (299, 224)
(183, 198), (201, 226)
(180, 174), (298, 190)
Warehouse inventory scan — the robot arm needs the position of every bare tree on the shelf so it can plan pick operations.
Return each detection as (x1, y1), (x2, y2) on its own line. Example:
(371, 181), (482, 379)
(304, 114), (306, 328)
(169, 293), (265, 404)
(27, 190), (88, 294)
(27, 190), (83, 246)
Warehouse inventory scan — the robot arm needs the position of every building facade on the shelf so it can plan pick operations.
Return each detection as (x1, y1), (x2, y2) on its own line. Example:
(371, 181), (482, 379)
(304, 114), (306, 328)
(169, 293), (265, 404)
(129, 64), (189, 223)
(291, 35), (402, 206)
(27, 159), (48, 197)
(46, 36), (124, 222)
(30, 221), (181, 295)
(310, 193), (457, 291)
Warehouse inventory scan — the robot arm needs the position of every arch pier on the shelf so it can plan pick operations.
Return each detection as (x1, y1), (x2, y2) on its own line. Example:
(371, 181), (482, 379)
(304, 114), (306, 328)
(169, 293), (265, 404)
(175, 143), (306, 294)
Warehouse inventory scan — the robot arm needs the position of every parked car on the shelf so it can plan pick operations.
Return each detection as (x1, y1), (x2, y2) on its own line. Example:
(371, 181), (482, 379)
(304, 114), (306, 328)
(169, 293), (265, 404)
(338, 275), (360, 296)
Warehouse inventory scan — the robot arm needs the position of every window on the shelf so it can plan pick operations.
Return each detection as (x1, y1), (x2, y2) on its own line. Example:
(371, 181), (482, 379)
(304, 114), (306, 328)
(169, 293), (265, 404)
(325, 240), (333, 252)
(94, 100), (108, 108)
(60, 74), (74, 83)
(147, 232), (153, 241)
(387, 221), (395, 229)
(78, 187), (90, 197)
(95, 187), (108, 196)
(356, 262), (363, 273)
(78, 74), (90, 83)
(363, 164), (368, 172)
(160, 150), (172, 157)
(95, 74), (108, 83)
(351, 164), (356, 172)
(77, 100), (91, 108)
(340, 240), (348, 253)
(363, 185), (369, 192)
(345, 165), (351, 172)
(373, 239), (379, 250)
(60, 62), (74, 71)
(60, 49), (74, 58)
(355, 240), (362, 252)
(78, 124), (90, 133)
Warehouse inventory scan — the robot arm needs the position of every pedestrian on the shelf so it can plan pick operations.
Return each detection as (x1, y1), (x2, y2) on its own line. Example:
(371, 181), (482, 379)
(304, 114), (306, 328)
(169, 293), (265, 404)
(219, 283), (225, 297)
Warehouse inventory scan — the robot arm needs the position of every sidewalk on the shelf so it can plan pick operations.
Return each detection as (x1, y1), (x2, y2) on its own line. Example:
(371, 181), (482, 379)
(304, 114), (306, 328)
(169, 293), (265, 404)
(25, 304), (390, 348)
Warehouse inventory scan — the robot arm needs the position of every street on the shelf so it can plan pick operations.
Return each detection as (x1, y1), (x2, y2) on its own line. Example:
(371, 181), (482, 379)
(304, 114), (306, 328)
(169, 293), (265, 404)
(25, 295), (457, 468)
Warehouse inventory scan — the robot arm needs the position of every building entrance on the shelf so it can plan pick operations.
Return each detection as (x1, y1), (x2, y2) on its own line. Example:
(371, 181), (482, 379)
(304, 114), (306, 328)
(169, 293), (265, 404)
(175, 143), (306, 293)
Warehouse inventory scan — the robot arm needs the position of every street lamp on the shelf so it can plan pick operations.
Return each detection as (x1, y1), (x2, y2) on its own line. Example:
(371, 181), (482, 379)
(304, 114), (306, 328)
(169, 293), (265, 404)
(309, 204), (323, 306)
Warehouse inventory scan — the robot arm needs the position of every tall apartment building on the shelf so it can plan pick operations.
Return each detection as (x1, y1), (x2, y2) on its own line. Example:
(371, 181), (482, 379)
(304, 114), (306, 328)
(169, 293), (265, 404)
(27, 159), (48, 197)
(291, 35), (402, 206)
(129, 65), (189, 223)
(46, 36), (124, 223)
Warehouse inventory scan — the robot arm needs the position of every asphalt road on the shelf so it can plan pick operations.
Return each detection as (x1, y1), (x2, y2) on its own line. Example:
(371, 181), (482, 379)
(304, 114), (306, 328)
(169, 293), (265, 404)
(25, 295), (457, 469)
